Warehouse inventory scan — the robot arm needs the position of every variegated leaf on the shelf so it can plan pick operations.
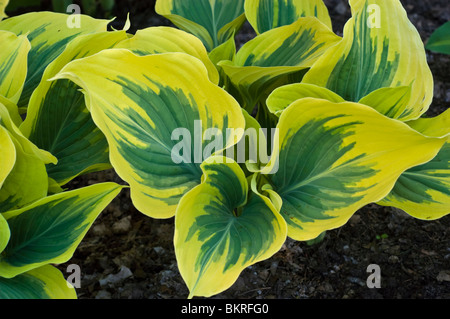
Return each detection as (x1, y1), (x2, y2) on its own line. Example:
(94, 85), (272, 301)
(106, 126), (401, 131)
(266, 83), (345, 116)
(20, 31), (129, 186)
(302, 0), (433, 121)
(155, 0), (245, 51)
(53, 49), (245, 218)
(114, 26), (219, 85)
(0, 265), (76, 299)
(245, 0), (332, 34)
(262, 98), (446, 241)
(0, 30), (30, 104)
(0, 183), (123, 278)
(0, 104), (56, 213)
(0, 12), (111, 108)
(378, 109), (450, 219)
(219, 17), (340, 110)
(175, 157), (287, 298)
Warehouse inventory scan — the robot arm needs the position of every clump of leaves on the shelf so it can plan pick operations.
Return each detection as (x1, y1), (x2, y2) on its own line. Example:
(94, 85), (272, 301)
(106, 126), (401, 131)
(0, 0), (448, 299)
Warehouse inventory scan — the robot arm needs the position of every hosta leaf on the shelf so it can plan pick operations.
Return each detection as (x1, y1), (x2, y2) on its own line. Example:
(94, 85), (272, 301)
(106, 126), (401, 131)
(302, 0), (433, 121)
(114, 26), (219, 85)
(175, 157), (287, 298)
(0, 213), (9, 253)
(378, 109), (450, 219)
(0, 95), (21, 127)
(0, 12), (111, 108)
(0, 182), (123, 278)
(0, 31), (30, 104)
(0, 103), (56, 166)
(232, 17), (340, 68)
(0, 104), (55, 213)
(53, 50), (245, 219)
(262, 98), (446, 241)
(357, 85), (413, 119)
(0, 142), (48, 214)
(219, 17), (340, 110)
(407, 108), (450, 138)
(0, 124), (15, 189)
(20, 31), (129, 186)
(267, 83), (345, 116)
(0, 0), (7, 20)
(155, 0), (245, 51)
(245, 0), (332, 34)
(0, 265), (76, 299)
(426, 21), (450, 55)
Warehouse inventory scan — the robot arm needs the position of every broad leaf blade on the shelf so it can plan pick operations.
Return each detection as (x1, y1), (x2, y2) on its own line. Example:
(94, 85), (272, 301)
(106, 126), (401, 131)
(20, 31), (129, 186)
(0, 31), (30, 104)
(233, 17), (340, 68)
(0, 12), (111, 108)
(302, 0), (433, 121)
(175, 157), (287, 298)
(0, 265), (76, 299)
(53, 50), (245, 218)
(155, 0), (245, 51)
(0, 182), (123, 278)
(264, 98), (446, 241)
(245, 0), (332, 34)
(378, 109), (450, 219)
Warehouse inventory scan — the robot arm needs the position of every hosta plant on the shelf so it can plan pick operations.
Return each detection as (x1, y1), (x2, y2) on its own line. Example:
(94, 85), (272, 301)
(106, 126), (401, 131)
(0, 0), (448, 299)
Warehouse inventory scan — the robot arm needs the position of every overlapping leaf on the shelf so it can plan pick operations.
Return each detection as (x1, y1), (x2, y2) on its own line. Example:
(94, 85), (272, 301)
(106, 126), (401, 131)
(0, 31), (30, 104)
(20, 31), (129, 186)
(0, 104), (56, 213)
(0, 182), (123, 278)
(175, 157), (287, 298)
(261, 98), (446, 241)
(378, 109), (450, 219)
(0, 95), (21, 127)
(219, 17), (341, 110)
(267, 83), (345, 116)
(245, 0), (332, 34)
(0, 265), (76, 299)
(53, 50), (245, 218)
(0, 12), (111, 108)
(114, 26), (219, 85)
(155, 0), (245, 51)
(302, 0), (433, 121)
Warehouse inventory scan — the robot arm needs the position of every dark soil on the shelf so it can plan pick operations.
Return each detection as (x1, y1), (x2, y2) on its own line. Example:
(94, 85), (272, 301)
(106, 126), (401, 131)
(51, 0), (450, 300)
